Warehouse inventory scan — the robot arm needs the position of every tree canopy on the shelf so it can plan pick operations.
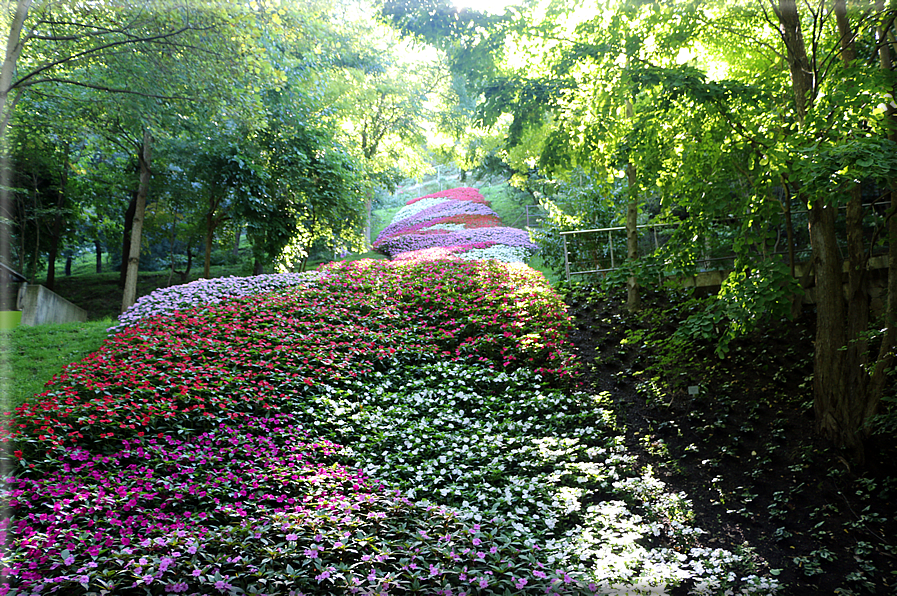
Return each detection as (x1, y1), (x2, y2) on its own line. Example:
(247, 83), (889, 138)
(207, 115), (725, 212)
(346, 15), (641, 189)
(381, 0), (897, 459)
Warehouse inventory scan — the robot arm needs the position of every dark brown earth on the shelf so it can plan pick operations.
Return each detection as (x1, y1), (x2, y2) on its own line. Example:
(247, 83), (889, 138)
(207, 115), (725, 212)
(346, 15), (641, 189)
(564, 284), (897, 595)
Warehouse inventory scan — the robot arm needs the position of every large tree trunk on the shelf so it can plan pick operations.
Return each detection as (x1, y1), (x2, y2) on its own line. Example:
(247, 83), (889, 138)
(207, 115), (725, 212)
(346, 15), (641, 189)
(121, 130), (153, 313)
(0, 140), (12, 311)
(810, 200), (850, 444)
(0, 0), (31, 139)
(836, 0), (871, 452)
(774, 0), (870, 455)
(866, 0), (897, 433)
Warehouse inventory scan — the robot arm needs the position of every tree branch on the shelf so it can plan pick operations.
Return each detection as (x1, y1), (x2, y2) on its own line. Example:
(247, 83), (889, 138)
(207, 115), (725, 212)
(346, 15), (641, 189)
(16, 77), (195, 100)
(12, 24), (217, 91)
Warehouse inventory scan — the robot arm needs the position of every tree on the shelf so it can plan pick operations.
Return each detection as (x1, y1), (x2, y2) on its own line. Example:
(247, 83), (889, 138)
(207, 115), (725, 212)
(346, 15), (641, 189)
(2, 0), (279, 309)
(381, 0), (706, 310)
(767, 0), (897, 459)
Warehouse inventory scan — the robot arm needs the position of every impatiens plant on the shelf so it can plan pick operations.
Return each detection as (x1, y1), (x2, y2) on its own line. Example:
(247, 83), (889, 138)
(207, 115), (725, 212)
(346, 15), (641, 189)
(373, 187), (539, 262)
(3, 412), (593, 595)
(109, 272), (321, 332)
(0, 187), (781, 595)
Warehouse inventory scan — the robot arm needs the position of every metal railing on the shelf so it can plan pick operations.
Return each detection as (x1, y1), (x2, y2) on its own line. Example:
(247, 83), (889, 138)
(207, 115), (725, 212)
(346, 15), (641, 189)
(559, 217), (815, 282)
(557, 198), (892, 282)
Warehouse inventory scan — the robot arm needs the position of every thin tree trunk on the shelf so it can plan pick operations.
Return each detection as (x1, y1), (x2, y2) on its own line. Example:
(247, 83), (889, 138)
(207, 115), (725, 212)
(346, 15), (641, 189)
(119, 191), (137, 288)
(121, 130), (153, 313)
(774, 0), (814, 125)
(64, 255), (71, 276)
(624, 92), (640, 312)
(364, 192), (373, 248)
(204, 212), (213, 279)
(95, 239), (102, 273)
(203, 191), (226, 279)
(29, 176), (38, 284)
(46, 145), (69, 292)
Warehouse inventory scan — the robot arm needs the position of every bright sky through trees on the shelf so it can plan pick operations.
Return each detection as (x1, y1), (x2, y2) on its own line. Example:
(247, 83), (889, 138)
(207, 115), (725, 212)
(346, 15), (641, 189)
(452, 0), (514, 13)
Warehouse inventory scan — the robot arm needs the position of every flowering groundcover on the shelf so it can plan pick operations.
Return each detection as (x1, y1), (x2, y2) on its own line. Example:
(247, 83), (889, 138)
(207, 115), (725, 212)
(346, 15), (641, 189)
(372, 188), (538, 263)
(1, 200), (780, 593)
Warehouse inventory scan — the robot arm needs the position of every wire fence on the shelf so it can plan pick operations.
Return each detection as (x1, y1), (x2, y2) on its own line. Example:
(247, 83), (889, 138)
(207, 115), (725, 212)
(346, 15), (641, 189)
(557, 203), (891, 282)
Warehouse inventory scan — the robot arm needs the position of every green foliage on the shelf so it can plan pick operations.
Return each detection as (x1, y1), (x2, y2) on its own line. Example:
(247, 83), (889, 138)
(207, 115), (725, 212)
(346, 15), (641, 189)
(674, 260), (801, 357)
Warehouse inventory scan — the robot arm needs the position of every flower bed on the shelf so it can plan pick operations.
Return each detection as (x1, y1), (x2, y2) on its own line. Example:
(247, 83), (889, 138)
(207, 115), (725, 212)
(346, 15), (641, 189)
(109, 272), (321, 332)
(373, 187), (538, 262)
(0, 189), (780, 595)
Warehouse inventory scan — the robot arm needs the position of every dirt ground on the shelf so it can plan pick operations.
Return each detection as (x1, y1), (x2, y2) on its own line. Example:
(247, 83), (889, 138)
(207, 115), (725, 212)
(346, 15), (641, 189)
(564, 284), (897, 595)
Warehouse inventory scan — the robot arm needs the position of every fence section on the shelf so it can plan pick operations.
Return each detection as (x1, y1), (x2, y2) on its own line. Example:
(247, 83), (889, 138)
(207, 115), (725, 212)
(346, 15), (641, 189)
(559, 212), (820, 282)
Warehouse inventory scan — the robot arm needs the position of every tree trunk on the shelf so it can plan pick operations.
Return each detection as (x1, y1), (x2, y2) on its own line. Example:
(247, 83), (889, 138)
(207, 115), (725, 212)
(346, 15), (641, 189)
(45, 224), (58, 290)
(810, 0), (874, 459)
(774, 0), (883, 460)
(866, 0), (897, 432)
(774, 0), (814, 125)
(364, 192), (373, 248)
(95, 239), (102, 273)
(121, 130), (153, 313)
(119, 191), (137, 288)
(625, 172), (640, 311)
(0, 137), (12, 311)
(0, 0), (32, 139)
(232, 225), (241, 257)
(624, 93), (640, 312)
(204, 190), (226, 279)
(204, 211), (213, 279)
(45, 145), (69, 292)
(29, 176), (38, 284)
(64, 255), (71, 276)
(810, 201), (849, 438)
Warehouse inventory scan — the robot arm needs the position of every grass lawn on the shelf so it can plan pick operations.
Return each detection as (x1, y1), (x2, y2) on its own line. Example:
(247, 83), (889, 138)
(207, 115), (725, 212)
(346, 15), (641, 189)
(1, 319), (113, 411)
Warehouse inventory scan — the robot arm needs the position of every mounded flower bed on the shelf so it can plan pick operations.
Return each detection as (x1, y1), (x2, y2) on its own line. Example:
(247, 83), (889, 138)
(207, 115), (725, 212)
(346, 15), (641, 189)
(372, 187), (538, 263)
(0, 189), (780, 595)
